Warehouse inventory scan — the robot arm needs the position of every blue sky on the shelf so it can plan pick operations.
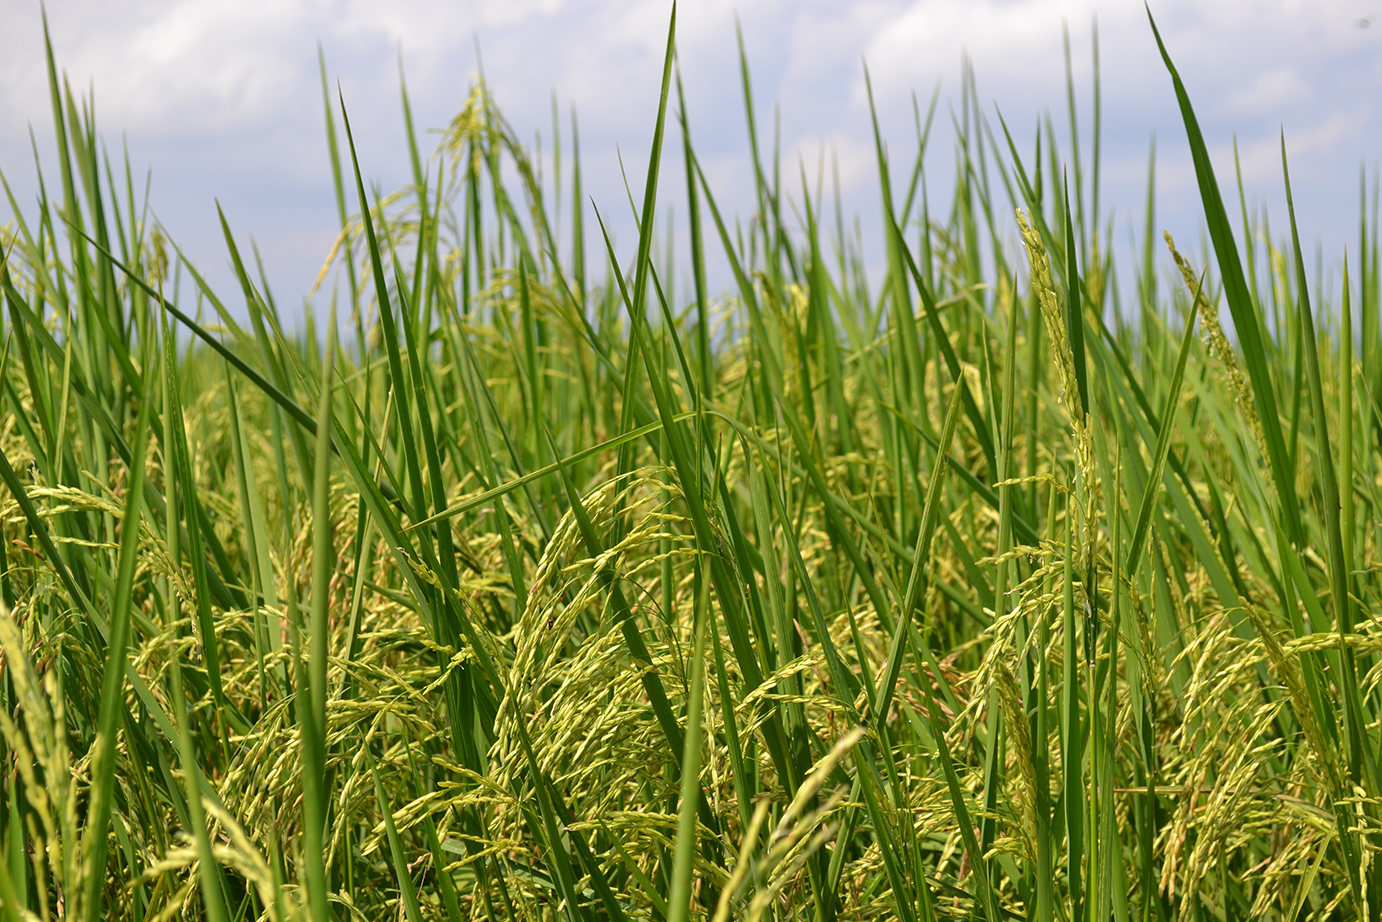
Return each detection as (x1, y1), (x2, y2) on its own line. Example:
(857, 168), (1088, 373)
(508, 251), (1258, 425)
(2, 0), (1380, 316)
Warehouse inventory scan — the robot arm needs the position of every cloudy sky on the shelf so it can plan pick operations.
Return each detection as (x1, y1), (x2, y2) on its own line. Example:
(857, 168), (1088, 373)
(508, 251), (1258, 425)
(2, 0), (1379, 315)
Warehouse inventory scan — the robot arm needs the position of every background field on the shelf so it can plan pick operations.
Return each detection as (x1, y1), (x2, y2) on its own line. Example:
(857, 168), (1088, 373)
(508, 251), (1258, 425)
(1, 8), (1381, 921)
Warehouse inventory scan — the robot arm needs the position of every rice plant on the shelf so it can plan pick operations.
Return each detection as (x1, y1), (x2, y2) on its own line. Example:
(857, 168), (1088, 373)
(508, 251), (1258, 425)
(2, 6), (1380, 920)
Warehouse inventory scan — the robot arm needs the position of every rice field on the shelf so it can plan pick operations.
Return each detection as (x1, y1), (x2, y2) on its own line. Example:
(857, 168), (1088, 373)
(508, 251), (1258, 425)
(2, 7), (1381, 921)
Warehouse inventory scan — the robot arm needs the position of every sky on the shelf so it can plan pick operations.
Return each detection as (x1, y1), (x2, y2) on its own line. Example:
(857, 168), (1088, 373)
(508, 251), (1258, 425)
(2, 0), (1380, 319)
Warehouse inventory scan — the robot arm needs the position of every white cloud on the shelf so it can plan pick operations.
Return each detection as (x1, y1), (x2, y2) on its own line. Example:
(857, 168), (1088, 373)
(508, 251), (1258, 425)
(1230, 68), (1309, 115)
(3, 1), (315, 132)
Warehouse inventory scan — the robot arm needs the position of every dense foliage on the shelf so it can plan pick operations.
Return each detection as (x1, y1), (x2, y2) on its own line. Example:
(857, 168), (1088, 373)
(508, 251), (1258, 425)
(2, 10), (1381, 921)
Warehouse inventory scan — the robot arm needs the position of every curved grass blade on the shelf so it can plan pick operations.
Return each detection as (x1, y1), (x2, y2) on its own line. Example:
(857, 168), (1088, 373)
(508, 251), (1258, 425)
(160, 307), (231, 922)
(300, 306), (336, 922)
(80, 331), (157, 922)
(1283, 143), (1382, 826)
(1147, 7), (1298, 541)
(365, 744), (424, 922)
(1125, 272), (1201, 575)
(667, 566), (709, 922)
